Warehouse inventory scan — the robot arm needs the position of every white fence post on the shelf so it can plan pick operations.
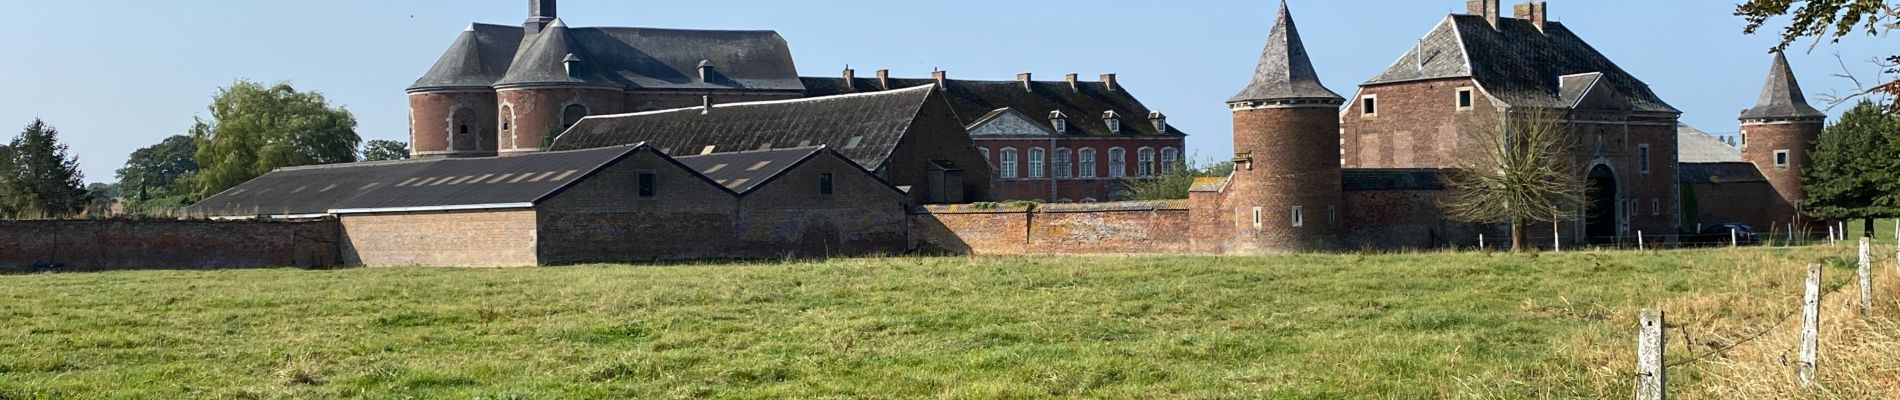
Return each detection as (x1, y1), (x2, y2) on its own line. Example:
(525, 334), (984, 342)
(1479, 234), (1485, 251)
(1638, 231), (1645, 250)
(1799, 263), (1821, 388)
(1555, 230), (1562, 253)
(1636, 308), (1665, 400)
(1861, 237), (1873, 316)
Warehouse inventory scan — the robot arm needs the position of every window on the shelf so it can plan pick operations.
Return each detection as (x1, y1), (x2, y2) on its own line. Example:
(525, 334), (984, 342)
(1251, 207), (1264, 229)
(819, 173), (834, 195)
(1638, 144), (1651, 174)
(1137, 147), (1156, 177)
(1078, 148), (1097, 178)
(562, 104), (589, 130)
(1774, 150), (1789, 167)
(458, 124), (470, 135)
(979, 148), (990, 164)
(1000, 148), (1019, 179)
(1160, 148), (1180, 174)
(638, 171), (657, 197)
(499, 105), (516, 148)
(1291, 206), (1304, 228)
(1456, 88), (1474, 110)
(1651, 198), (1660, 217)
(1028, 148), (1046, 179)
(1054, 148), (1073, 179)
(1053, 119), (1068, 133)
(1108, 119), (1122, 134)
(1361, 95), (1378, 116)
(1108, 148), (1127, 178)
(1328, 206), (1337, 228)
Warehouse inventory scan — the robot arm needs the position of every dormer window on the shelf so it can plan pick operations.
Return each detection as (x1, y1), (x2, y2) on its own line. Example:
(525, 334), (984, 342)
(698, 60), (717, 83)
(562, 53), (581, 77)
(1049, 111), (1068, 134)
(1104, 111), (1122, 134)
(1149, 111), (1168, 134)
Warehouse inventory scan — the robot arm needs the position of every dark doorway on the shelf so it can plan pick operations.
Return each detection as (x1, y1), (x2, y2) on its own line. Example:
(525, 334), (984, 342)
(1586, 165), (1618, 244)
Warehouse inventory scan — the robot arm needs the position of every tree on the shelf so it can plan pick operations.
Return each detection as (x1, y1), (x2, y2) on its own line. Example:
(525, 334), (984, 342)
(1441, 110), (1587, 252)
(1738, 0), (1898, 108)
(116, 135), (197, 201)
(185, 80), (359, 200)
(1803, 101), (1900, 237)
(361, 140), (411, 161)
(0, 119), (90, 219)
(1121, 159), (1236, 201)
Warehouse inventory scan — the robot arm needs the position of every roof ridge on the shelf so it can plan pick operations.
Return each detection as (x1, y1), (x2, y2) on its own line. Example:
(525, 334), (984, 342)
(1228, 1), (1343, 103)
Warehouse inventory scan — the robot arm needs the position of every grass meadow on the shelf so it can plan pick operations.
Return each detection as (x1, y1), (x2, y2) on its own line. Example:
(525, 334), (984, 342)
(1, 246), (1896, 399)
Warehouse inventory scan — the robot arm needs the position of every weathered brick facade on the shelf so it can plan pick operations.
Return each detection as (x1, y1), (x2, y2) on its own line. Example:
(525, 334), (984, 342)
(339, 210), (539, 267)
(0, 219), (337, 271)
(910, 202), (1191, 255)
(975, 137), (1185, 202)
(409, 90), (500, 158)
(1739, 120), (1822, 227)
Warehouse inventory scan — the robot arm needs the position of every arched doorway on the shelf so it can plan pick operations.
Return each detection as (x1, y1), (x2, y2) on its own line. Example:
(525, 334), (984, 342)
(1585, 164), (1618, 244)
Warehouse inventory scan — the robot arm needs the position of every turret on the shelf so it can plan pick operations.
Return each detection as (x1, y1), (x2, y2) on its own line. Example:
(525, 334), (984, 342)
(1225, 1), (1345, 252)
(493, 18), (626, 156)
(408, 24), (505, 158)
(1739, 52), (1826, 226)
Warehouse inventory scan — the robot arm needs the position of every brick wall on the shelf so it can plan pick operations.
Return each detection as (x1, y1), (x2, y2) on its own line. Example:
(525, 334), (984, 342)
(1341, 78), (1495, 168)
(975, 137), (1185, 202)
(535, 150), (741, 263)
(734, 155), (911, 257)
(1740, 120), (1822, 226)
(0, 219), (337, 271)
(1339, 189), (1503, 249)
(1226, 105), (1342, 252)
(338, 210), (538, 267)
(887, 92), (994, 203)
(1686, 181), (1778, 234)
(497, 87), (626, 155)
(909, 201), (1191, 255)
(410, 90), (499, 158)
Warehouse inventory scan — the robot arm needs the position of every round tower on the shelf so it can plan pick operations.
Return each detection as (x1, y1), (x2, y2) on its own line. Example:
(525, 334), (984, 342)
(493, 18), (625, 156)
(408, 25), (502, 158)
(1224, 1), (1345, 252)
(1738, 52), (1826, 227)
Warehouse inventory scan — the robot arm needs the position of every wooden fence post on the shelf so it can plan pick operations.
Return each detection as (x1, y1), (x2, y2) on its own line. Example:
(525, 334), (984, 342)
(1636, 308), (1665, 400)
(1860, 238), (1872, 316)
(1799, 263), (1821, 388)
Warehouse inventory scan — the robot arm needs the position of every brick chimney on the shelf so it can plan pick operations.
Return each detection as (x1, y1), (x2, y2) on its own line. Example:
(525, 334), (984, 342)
(1100, 73), (1118, 92)
(1017, 73), (1034, 92)
(1513, 1), (1548, 31)
(843, 67), (856, 92)
(932, 70), (948, 91)
(876, 69), (890, 90)
(1467, 0), (1500, 29)
(1065, 73), (1080, 92)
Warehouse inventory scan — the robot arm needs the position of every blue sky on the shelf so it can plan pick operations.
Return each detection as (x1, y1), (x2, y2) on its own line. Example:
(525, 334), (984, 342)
(0, 0), (1889, 183)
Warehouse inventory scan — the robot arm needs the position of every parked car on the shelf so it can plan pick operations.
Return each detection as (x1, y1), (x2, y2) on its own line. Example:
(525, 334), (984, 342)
(1694, 223), (1757, 245)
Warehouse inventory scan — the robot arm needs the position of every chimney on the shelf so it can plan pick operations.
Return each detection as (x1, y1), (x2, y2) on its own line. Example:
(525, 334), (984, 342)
(1100, 73), (1118, 92)
(932, 70), (947, 91)
(876, 69), (891, 90)
(701, 95), (712, 114)
(1513, 1), (1548, 31)
(1065, 73), (1080, 92)
(1017, 73), (1034, 92)
(843, 67), (856, 92)
(526, 0), (558, 34)
(1467, 0), (1500, 29)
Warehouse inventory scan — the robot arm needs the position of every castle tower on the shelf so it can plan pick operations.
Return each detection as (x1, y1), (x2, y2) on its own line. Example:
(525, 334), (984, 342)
(407, 25), (502, 158)
(493, 18), (626, 156)
(1224, 1), (1345, 252)
(1739, 52), (1826, 227)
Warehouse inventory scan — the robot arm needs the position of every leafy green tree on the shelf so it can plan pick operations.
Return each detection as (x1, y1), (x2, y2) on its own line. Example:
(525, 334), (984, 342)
(1121, 159), (1237, 201)
(116, 135), (197, 201)
(361, 140), (411, 161)
(1803, 101), (1900, 237)
(0, 119), (90, 219)
(185, 80), (359, 199)
(1441, 110), (1587, 252)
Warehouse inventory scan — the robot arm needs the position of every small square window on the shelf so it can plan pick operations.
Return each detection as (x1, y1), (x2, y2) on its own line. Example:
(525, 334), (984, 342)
(1361, 96), (1378, 116)
(1774, 150), (1790, 167)
(458, 125), (470, 135)
(819, 173), (834, 195)
(638, 171), (657, 197)
(1291, 206), (1305, 228)
(1638, 144), (1651, 174)
(1456, 88), (1474, 110)
(1651, 198), (1660, 217)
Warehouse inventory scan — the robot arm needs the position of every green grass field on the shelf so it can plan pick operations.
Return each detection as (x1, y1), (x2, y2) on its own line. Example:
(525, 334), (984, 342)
(0, 247), (1891, 399)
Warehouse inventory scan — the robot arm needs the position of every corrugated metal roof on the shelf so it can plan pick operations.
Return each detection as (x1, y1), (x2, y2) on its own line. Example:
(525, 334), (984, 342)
(673, 147), (823, 194)
(188, 145), (643, 216)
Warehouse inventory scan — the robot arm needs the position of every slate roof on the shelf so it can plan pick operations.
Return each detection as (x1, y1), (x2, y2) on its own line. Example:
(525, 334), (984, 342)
(188, 145), (643, 216)
(551, 86), (937, 171)
(1342, 169), (1448, 191)
(1229, 1), (1343, 104)
(1680, 162), (1768, 184)
(673, 147), (824, 194)
(1740, 52), (1827, 120)
(1365, 15), (1678, 113)
(800, 77), (1184, 138)
(413, 19), (802, 92)
(1678, 124), (1743, 163)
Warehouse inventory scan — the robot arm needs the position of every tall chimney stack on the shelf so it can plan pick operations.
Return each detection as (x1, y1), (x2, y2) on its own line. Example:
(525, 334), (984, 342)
(1513, 2), (1548, 31)
(1467, 0), (1500, 29)
(526, 0), (558, 34)
(1100, 73), (1118, 92)
(843, 67), (856, 92)
(932, 70), (948, 91)
(1065, 73), (1080, 92)
(1017, 73), (1034, 92)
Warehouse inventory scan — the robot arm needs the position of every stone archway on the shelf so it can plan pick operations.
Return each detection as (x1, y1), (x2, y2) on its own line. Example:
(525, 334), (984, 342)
(1586, 164), (1619, 244)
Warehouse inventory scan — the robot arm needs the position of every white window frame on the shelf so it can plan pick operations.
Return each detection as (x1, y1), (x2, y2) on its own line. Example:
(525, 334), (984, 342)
(1078, 148), (1097, 178)
(999, 148), (1019, 179)
(1251, 207), (1264, 229)
(1053, 148), (1073, 179)
(1107, 118), (1122, 134)
(1774, 150), (1790, 168)
(1456, 87), (1474, 111)
(1160, 147), (1180, 174)
(1053, 118), (1067, 134)
(1108, 147), (1127, 178)
(1638, 144), (1651, 174)
(1137, 147), (1156, 177)
(1291, 206), (1304, 228)
(1360, 94), (1378, 117)
(1028, 147), (1046, 179)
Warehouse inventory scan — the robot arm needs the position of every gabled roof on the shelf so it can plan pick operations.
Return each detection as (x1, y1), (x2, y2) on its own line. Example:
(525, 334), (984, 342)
(551, 85), (939, 171)
(1681, 162), (1767, 184)
(966, 108), (1059, 137)
(1229, 1), (1343, 104)
(414, 18), (802, 92)
(1740, 52), (1826, 120)
(188, 145), (644, 216)
(673, 147), (824, 194)
(1365, 15), (1678, 113)
(1342, 169), (1448, 191)
(409, 24), (525, 91)
(799, 77), (1184, 138)
(1678, 124), (1742, 163)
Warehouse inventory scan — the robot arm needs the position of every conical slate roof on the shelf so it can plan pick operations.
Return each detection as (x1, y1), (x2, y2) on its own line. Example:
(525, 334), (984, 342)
(495, 19), (617, 88)
(408, 24), (523, 91)
(1229, 1), (1342, 104)
(1740, 52), (1826, 120)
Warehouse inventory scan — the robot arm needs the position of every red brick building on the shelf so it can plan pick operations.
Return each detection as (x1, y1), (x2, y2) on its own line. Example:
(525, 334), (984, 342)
(1678, 53), (1829, 237)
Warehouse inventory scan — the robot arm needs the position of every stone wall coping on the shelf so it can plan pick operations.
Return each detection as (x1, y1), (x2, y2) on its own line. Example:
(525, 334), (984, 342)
(915, 200), (1189, 215)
